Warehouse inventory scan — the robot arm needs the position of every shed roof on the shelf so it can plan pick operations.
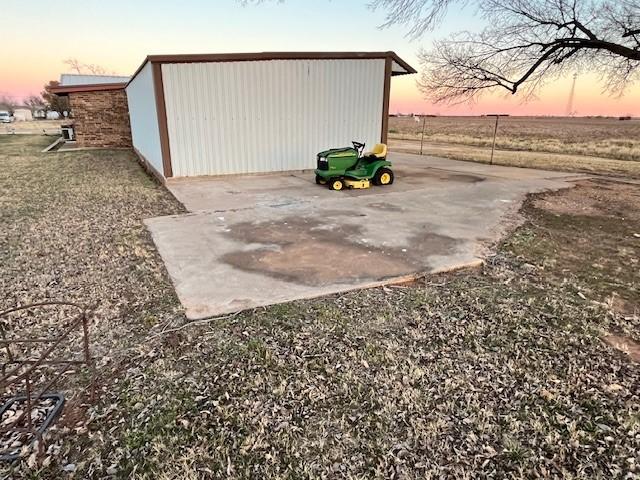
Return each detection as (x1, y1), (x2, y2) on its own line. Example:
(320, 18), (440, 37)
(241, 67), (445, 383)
(127, 51), (416, 86)
(51, 52), (415, 96)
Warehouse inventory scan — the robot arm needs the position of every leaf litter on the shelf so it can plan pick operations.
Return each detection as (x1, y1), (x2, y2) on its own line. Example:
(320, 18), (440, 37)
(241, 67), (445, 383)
(0, 136), (638, 479)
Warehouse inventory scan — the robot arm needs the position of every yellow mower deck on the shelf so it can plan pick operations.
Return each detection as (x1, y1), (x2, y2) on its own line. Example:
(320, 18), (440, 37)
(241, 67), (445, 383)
(344, 178), (371, 189)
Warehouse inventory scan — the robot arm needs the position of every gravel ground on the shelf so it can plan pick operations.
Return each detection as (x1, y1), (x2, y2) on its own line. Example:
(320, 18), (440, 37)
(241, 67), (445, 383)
(1, 136), (638, 479)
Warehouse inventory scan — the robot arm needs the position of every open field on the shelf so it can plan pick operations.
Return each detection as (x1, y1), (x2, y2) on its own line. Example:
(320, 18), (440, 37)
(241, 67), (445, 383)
(1, 135), (638, 478)
(389, 116), (640, 177)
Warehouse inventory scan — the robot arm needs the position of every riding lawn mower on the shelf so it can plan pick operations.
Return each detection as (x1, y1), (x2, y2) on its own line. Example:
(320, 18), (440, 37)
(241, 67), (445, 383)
(314, 141), (393, 191)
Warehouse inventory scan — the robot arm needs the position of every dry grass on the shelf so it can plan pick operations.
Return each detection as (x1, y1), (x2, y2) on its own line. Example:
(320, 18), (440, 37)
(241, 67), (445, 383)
(390, 138), (640, 177)
(389, 116), (640, 177)
(0, 120), (64, 135)
(0, 133), (185, 402)
(1, 136), (639, 479)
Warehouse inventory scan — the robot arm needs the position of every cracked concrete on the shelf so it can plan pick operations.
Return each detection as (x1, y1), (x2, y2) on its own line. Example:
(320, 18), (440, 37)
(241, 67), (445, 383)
(145, 152), (582, 319)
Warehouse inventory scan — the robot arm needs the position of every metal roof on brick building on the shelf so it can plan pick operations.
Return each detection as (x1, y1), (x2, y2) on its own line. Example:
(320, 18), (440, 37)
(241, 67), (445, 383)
(60, 74), (130, 86)
(51, 75), (129, 95)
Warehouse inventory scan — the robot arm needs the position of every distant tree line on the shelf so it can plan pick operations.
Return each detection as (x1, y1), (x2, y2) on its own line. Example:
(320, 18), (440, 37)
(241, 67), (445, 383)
(2, 58), (114, 117)
(0, 88), (68, 118)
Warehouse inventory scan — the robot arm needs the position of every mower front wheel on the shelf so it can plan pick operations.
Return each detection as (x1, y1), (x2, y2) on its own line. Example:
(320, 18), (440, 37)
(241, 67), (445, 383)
(329, 178), (345, 191)
(374, 168), (394, 186)
(315, 175), (327, 185)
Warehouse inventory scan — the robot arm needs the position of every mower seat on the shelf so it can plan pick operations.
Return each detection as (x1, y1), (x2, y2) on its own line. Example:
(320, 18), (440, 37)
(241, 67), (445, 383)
(366, 143), (387, 159)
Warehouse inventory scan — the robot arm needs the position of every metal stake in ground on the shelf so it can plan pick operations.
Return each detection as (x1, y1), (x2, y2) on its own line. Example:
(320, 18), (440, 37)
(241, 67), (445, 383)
(486, 114), (509, 165)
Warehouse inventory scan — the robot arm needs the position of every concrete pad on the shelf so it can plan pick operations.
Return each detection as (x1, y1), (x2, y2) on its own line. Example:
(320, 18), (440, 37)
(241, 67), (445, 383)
(146, 152), (579, 319)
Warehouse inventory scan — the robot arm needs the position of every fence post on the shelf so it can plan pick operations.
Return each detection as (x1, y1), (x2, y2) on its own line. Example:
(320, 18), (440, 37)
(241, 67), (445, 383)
(487, 114), (509, 165)
(490, 116), (499, 165)
(420, 115), (426, 156)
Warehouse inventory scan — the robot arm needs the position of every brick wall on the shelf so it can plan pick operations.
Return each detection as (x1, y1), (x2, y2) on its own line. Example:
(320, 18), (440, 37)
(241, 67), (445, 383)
(69, 89), (132, 148)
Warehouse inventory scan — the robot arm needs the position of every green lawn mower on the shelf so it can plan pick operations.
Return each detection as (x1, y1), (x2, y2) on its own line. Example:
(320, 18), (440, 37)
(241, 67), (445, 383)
(314, 141), (394, 191)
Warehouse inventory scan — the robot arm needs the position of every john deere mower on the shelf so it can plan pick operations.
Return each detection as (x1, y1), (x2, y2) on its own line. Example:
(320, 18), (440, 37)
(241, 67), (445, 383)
(314, 141), (393, 191)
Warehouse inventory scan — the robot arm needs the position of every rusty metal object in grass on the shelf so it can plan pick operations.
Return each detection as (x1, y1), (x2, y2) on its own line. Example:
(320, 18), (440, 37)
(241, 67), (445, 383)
(0, 302), (95, 462)
(0, 393), (65, 461)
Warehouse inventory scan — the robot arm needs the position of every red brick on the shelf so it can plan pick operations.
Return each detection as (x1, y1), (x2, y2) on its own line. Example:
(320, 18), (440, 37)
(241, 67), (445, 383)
(68, 90), (132, 148)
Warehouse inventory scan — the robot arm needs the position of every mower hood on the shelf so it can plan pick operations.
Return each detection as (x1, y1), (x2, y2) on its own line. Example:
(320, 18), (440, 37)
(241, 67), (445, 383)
(318, 146), (356, 158)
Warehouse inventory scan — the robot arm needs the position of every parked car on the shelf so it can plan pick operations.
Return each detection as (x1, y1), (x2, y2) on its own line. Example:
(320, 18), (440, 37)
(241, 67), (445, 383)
(0, 111), (13, 123)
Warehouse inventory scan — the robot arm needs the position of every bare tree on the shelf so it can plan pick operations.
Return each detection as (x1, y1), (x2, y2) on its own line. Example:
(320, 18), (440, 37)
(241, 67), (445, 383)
(371, 0), (459, 39)
(0, 96), (17, 115)
(41, 81), (70, 116)
(371, 0), (640, 102)
(64, 58), (84, 74)
(24, 95), (45, 114)
(84, 63), (108, 75)
(63, 58), (112, 75)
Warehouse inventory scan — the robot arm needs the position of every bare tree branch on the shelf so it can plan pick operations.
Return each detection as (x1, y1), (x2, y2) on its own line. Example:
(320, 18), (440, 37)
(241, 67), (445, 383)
(239, 0), (640, 102)
(63, 58), (114, 76)
(369, 0), (462, 38)
(0, 96), (18, 115)
(375, 0), (640, 102)
(64, 58), (84, 74)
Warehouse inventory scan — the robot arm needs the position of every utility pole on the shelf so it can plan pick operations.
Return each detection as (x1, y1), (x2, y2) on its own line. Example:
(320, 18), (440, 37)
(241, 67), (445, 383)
(420, 115), (426, 155)
(566, 73), (578, 117)
(486, 114), (509, 165)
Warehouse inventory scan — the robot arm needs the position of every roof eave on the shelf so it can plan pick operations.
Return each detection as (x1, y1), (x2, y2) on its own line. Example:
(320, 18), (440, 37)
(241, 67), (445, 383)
(49, 82), (127, 96)
(126, 51), (416, 86)
(388, 51), (418, 75)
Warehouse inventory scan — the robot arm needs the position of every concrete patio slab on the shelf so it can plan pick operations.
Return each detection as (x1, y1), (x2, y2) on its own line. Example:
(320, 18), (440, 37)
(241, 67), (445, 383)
(146, 152), (581, 319)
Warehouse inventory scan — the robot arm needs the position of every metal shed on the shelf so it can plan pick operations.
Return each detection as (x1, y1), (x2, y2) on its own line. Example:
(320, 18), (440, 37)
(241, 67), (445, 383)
(125, 52), (415, 180)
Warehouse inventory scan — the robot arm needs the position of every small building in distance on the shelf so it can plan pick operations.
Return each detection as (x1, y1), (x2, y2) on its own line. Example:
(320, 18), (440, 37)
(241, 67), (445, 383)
(13, 108), (33, 121)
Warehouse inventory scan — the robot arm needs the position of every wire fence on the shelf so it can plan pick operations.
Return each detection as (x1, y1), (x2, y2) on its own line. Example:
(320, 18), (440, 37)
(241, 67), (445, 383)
(386, 114), (640, 174)
(1, 120), (63, 136)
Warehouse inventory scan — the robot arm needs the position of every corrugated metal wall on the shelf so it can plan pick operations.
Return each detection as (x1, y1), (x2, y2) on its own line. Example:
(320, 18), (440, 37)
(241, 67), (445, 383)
(126, 62), (164, 176)
(162, 59), (385, 177)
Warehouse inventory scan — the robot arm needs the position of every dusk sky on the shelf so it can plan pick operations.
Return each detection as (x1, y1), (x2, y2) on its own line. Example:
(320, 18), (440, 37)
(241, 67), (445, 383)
(2, 0), (639, 116)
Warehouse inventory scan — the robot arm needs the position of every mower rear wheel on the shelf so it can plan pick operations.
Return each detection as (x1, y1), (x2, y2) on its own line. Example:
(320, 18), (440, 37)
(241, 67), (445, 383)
(374, 168), (394, 186)
(315, 175), (327, 185)
(329, 178), (345, 191)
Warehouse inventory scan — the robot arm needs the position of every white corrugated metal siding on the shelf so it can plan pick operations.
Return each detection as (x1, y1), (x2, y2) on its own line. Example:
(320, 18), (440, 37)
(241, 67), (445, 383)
(162, 59), (385, 177)
(126, 62), (164, 176)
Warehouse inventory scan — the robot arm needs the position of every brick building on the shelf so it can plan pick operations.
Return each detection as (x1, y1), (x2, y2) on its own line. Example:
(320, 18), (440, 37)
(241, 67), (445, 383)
(50, 75), (132, 148)
(67, 89), (132, 148)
